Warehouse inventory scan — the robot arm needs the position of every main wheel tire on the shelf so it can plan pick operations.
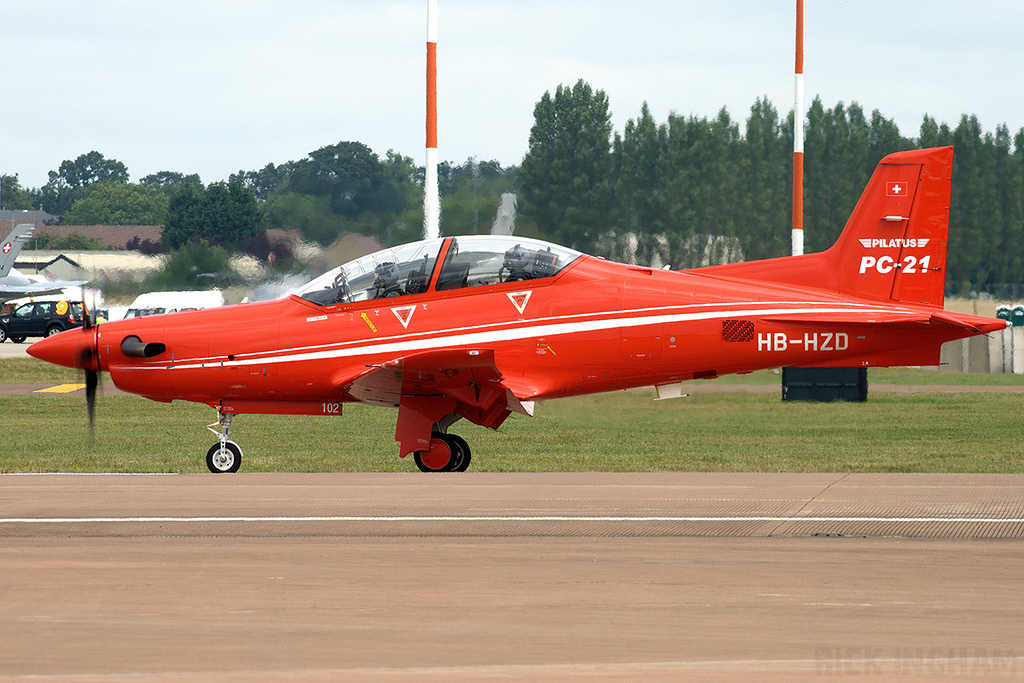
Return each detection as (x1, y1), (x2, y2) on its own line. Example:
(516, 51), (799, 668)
(446, 433), (472, 472)
(11, 336), (26, 343)
(206, 440), (243, 473)
(414, 436), (455, 472)
(45, 326), (63, 337)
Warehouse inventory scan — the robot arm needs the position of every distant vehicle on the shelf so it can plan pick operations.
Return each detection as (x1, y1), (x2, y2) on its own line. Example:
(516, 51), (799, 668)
(121, 290), (225, 320)
(0, 300), (85, 343)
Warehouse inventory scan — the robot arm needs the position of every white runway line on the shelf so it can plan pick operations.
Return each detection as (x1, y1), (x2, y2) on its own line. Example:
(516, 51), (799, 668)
(3, 515), (1024, 524)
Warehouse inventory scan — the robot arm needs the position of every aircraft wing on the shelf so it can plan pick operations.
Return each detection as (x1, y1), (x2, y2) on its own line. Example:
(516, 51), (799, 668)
(0, 280), (89, 304)
(335, 348), (535, 458)
(337, 348), (534, 416)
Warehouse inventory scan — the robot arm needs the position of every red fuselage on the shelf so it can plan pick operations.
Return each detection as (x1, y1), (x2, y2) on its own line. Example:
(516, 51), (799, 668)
(65, 252), (995, 411)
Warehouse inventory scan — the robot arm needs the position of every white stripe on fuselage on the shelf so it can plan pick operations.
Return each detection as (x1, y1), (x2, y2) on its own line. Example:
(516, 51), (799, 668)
(159, 300), (912, 371)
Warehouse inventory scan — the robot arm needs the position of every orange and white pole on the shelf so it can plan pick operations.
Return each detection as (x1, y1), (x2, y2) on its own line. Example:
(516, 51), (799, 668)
(424, 0), (440, 240)
(792, 0), (804, 256)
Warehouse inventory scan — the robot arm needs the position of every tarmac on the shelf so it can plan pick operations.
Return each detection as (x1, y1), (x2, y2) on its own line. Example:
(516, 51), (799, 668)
(0, 342), (34, 360)
(1, 472), (1021, 682)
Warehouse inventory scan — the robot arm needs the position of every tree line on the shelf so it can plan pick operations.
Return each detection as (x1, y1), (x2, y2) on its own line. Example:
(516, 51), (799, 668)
(518, 80), (1024, 295)
(0, 144), (519, 264)
(2, 79), (1022, 293)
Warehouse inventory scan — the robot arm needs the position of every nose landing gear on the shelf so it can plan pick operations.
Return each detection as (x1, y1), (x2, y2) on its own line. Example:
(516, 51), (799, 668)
(206, 411), (243, 473)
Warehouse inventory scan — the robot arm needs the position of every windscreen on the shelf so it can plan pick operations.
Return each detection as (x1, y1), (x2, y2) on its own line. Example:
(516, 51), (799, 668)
(296, 236), (582, 305)
(297, 239), (445, 305)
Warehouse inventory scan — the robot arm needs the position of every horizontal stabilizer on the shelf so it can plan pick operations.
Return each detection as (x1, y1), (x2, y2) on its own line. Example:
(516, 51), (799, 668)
(760, 308), (1005, 334)
(759, 310), (931, 326)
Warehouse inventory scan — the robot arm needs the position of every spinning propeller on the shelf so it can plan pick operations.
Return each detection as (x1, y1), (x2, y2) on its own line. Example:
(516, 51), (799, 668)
(79, 301), (100, 441)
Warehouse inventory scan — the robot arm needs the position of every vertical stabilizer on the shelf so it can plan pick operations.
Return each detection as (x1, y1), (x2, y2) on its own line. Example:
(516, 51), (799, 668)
(829, 146), (952, 307)
(0, 224), (35, 278)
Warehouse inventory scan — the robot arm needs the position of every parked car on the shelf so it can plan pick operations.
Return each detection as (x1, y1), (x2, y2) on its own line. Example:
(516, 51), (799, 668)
(0, 300), (85, 343)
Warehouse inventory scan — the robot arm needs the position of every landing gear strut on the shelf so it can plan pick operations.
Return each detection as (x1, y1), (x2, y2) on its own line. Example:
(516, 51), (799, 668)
(206, 411), (243, 473)
(413, 431), (472, 473)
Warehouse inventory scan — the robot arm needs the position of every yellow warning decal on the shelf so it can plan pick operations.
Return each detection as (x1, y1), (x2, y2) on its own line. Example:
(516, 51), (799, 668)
(360, 312), (378, 333)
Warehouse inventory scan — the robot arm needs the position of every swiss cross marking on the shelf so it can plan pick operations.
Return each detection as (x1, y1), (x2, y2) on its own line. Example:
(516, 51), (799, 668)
(886, 181), (907, 196)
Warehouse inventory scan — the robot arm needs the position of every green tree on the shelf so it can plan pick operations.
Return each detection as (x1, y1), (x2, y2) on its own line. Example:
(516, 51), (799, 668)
(1, 174), (34, 210)
(520, 79), (614, 251)
(230, 163), (293, 202)
(205, 181), (262, 246)
(917, 115), (953, 149)
(41, 151), (129, 215)
(163, 184), (205, 249)
(439, 163), (520, 236)
(867, 109), (905, 168)
(615, 102), (667, 235)
(140, 171), (203, 190)
(803, 99), (872, 252)
(32, 232), (108, 250)
(947, 115), (1004, 289)
(656, 108), (743, 266)
(737, 97), (790, 260)
(287, 141), (393, 217)
(263, 143), (419, 246)
(149, 240), (238, 290)
(264, 192), (348, 246)
(162, 180), (262, 249)
(64, 182), (170, 225)
(437, 158), (509, 196)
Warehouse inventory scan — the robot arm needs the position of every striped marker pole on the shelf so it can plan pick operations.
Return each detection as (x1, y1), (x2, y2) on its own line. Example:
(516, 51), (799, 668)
(792, 0), (804, 256)
(424, 0), (440, 240)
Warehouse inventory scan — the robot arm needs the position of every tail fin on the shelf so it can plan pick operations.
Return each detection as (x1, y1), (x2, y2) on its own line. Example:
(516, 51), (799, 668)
(693, 146), (953, 308)
(0, 223), (35, 278)
(829, 146), (951, 307)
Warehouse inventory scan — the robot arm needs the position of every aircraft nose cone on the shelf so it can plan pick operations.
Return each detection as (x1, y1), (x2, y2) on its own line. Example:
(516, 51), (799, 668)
(28, 327), (98, 370)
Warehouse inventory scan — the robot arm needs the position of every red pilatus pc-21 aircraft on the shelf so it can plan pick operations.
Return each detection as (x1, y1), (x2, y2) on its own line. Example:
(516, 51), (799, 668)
(29, 147), (1006, 473)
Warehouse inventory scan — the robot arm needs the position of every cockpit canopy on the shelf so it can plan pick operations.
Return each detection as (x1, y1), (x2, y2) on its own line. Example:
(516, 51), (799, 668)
(296, 236), (582, 306)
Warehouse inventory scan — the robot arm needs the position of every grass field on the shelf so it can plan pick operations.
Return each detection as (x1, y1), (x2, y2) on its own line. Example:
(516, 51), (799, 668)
(2, 358), (1023, 473)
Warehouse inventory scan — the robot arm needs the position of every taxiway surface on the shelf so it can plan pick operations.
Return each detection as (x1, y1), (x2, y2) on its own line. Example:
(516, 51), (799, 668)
(1, 472), (1021, 682)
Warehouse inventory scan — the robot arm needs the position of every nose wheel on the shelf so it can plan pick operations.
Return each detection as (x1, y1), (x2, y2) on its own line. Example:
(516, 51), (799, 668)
(206, 410), (243, 473)
(206, 440), (243, 473)
(414, 432), (472, 472)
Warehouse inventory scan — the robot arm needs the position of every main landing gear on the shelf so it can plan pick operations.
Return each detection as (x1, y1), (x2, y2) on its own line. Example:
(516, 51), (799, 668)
(206, 411), (243, 473)
(413, 431), (472, 473)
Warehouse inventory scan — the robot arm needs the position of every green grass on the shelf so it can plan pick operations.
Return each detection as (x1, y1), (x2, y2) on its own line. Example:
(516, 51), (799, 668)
(712, 366), (1024, 386)
(0, 358), (83, 384)
(1, 379), (1021, 474)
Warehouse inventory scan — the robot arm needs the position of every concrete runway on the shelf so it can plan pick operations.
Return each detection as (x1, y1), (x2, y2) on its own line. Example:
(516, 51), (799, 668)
(1, 473), (1021, 682)
(0, 342), (32, 359)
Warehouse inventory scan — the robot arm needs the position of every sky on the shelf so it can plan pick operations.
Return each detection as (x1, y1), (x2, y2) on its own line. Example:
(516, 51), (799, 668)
(3, 0), (1022, 190)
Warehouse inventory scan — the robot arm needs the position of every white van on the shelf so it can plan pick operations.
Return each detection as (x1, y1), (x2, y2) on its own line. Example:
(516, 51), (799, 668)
(121, 290), (225, 319)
